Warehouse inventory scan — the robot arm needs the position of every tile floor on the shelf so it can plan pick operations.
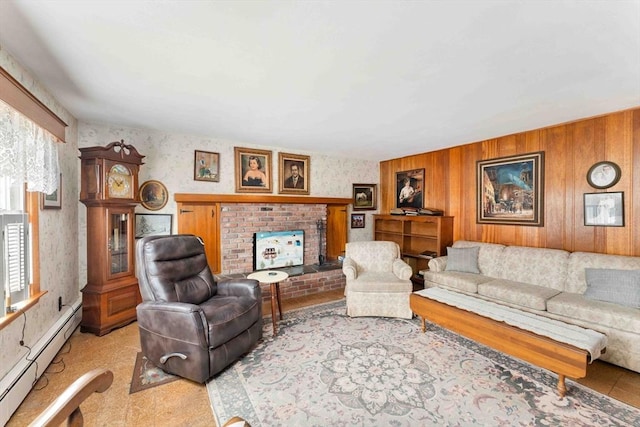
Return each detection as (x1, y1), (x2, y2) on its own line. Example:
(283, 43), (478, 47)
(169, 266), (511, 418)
(7, 289), (639, 426)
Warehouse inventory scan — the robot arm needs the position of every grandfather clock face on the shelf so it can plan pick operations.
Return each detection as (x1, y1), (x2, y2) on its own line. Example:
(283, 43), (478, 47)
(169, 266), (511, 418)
(107, 164), (134, 199)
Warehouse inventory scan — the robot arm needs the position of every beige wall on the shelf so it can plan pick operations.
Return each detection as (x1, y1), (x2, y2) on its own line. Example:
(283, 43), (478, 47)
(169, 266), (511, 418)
(380, 107), (640, 256)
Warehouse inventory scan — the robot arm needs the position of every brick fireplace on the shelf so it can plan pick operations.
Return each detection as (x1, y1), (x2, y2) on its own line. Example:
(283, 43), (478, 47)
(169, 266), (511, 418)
(217, 202), (345, 301)
(220, 203), (326, 274)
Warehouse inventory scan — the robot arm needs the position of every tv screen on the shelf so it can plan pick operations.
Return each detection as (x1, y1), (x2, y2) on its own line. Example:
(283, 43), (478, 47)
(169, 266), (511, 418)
(253, 230), (304, 271)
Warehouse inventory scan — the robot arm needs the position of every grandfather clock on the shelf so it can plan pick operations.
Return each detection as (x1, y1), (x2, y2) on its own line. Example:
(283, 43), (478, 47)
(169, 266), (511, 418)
(79, 140), (145, 336)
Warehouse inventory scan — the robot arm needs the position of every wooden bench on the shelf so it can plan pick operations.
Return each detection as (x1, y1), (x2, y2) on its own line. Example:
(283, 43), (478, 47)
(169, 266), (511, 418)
(410, 291), (605, 398)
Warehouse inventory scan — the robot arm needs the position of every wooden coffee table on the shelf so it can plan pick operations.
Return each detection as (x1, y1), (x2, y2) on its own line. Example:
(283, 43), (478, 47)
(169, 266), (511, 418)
(247, 270), (288, 334)
(410, 292), (600, 398)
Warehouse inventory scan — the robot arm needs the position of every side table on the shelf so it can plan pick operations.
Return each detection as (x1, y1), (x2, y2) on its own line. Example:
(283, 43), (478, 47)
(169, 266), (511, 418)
(247, 270), (289, 334)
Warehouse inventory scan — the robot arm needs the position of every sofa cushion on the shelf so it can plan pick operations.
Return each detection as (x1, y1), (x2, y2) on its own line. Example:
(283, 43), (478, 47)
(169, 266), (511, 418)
(452, 241), (506, 278)
(566, 252), (640, 294)
(423, 271), (494, 294)
(584, 268), (640, 309)
(547, 292), (640, 334)
(478, 279), (561, 311)
(497, 246), (569, 290)
(445, 246), (480, 273)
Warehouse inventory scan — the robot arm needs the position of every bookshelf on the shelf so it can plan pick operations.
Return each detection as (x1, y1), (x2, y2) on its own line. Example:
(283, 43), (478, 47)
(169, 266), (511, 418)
(373, 215), (454, 285)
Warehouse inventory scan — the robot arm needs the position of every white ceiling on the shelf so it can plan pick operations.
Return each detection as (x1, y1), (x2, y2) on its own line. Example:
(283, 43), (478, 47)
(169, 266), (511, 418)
(1, 1), (639, 161)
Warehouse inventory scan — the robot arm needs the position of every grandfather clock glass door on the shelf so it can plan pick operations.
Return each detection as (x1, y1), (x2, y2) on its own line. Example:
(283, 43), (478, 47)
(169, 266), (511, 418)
(109, 210), (132, 276)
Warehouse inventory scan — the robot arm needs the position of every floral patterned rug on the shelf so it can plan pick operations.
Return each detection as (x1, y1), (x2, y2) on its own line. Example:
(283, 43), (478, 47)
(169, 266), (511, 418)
(207, 300), (639, 426)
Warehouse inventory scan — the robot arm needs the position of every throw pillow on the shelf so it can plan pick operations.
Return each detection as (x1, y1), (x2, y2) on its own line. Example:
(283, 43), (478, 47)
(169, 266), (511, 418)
(584, 268), (640, 309)
(445, 246), (480, 274)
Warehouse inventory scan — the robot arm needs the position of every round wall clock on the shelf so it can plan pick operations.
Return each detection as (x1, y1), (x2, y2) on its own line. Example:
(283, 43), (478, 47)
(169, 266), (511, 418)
(139, 180), (168, 210)
(586, 161), (621, 189)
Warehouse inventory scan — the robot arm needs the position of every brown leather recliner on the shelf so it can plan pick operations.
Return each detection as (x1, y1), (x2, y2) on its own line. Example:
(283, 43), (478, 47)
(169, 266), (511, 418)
(135, 234), (262, 383)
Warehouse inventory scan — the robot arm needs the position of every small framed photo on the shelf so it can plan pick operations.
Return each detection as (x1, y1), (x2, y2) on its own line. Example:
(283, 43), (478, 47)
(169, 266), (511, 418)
(279, 152), (310, 195)
(351, 213), (365, 229)
(135, 213), (173, 238)
(194, 150), (220, 182)
(139, 180), (168, 211)
(586, 161), (621, 189)
(584, 192), (624, 227)
(396, 169), (424, 209)
(41, 173), (62, 209)
(234, 147), (272, 193)
(352, 183), (377, 211)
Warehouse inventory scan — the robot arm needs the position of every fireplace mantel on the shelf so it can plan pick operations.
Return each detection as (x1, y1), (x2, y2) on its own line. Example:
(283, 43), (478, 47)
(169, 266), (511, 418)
(174, 193), (352, 205)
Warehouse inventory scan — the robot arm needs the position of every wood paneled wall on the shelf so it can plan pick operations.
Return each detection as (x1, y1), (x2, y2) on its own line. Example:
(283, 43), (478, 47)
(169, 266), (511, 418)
(380, 107), (640, 256)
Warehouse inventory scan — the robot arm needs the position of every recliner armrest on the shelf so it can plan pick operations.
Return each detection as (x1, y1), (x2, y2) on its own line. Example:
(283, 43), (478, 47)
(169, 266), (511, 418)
(136, 301), (209, 348)
(217, 278), (261, 299)
(342, 257), (357, 279)
(392, 258), (413, 280)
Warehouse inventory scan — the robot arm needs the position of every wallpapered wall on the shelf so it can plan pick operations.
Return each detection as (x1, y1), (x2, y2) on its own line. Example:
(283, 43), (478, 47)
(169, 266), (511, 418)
(77, 120), (380, 287)
(0, 48), (80, 379)
(1, 47), (379, 381)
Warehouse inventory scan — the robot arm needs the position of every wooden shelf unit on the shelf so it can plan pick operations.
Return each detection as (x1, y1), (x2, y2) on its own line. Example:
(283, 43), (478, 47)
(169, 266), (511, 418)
(374, 214), (454, 276)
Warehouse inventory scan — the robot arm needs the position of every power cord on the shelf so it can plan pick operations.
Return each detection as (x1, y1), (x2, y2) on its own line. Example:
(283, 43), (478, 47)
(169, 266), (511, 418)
(18, 310), (45, 389)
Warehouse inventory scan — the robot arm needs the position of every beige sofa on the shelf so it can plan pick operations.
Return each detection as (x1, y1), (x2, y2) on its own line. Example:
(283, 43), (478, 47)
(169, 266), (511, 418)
(422, 240), (640, 373)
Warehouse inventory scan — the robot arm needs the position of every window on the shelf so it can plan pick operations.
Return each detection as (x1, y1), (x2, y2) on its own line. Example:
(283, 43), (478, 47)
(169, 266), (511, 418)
(0, 69), (62, 327)
(1, 177), (30, 311)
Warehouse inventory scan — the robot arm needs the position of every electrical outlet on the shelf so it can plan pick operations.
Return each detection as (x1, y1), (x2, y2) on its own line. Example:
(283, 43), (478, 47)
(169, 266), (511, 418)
(58, 296), (62, 311)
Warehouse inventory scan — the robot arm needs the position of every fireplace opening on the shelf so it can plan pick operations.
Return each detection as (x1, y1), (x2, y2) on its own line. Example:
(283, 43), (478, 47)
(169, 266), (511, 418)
(253, 230), (305, 273)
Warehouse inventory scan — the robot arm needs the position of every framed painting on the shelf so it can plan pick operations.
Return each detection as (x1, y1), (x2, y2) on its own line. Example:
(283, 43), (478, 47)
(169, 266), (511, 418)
(396, 169), (424, 209)
(234, 147), (272, 193)
(135, 213), (173, 238)
(352, 183), (377, 211)
(584, 192), (624, 227)
(477, 151), (544, 226)
(350, 213), (365, 229)
(586, 161), (621, 190)
(279, 152), (310, 195)
(194, 150), (220, 182)
(139, 180), (168, 211)
(41, 173), (62, 209)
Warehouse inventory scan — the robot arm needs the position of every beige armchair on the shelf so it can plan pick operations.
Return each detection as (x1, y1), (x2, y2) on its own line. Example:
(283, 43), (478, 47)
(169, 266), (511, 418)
(342, 241), (413, 319)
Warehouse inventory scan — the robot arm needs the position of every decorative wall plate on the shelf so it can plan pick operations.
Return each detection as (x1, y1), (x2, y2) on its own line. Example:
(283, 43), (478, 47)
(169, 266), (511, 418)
(586, 161), (621, 189)
(139, 180), (168, 211)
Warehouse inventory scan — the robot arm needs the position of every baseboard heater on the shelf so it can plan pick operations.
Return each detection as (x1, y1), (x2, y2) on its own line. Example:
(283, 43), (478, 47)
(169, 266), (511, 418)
(0, 299), (82, 426)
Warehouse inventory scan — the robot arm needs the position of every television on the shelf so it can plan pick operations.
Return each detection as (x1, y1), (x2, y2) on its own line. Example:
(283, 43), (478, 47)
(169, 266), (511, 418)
(253, 230), (304, 271)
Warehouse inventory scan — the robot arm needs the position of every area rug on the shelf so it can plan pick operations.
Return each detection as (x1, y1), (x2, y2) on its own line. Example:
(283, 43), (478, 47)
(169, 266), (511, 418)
(129, 351), (179, 394)
(207, 300), (640, 426)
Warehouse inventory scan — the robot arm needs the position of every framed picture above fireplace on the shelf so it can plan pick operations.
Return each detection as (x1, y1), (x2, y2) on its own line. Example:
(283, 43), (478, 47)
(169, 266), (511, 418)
(235, 147), (272, 193)
(279, 152), (310, 195)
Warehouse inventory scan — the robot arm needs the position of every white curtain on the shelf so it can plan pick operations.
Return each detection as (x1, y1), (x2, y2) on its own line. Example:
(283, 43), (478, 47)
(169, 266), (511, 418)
(0, 99), (59, 194)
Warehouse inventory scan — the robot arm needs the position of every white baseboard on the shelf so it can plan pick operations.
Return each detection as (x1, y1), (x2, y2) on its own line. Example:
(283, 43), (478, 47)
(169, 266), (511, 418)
(0, 299), (82, 426)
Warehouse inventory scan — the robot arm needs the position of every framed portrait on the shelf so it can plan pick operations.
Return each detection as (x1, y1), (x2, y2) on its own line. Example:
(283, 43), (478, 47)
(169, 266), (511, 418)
(194, 150), (220, 182)
(350, 213), (365, 229)
(135, 213), (173, 238)
(139, 180), (168, 211)
(584, 192), (624, 227)
(278, 152), (310, 195)
(477, 151), (544, 226)
(234, 147), (272, 193)
(41, 173), (62, 209)
(586, 161), (621, 189)
(352, 183), (377, 211)
(396, 169), (424, 209)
